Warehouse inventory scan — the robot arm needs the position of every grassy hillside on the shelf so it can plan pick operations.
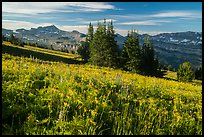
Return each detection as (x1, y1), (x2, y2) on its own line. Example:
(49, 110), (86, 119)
(2, 51), (202, 135)
(2, 41), (82, 64)
(163, 70), (202, 86)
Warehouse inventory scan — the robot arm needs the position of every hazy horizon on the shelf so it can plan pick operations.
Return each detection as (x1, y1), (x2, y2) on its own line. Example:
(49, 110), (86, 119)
(2, 24), (202, 37)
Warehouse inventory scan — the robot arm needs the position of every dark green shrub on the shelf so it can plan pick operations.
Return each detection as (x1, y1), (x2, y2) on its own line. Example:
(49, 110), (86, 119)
(195, 65), (202, 80)
(177, 62), (194, 82)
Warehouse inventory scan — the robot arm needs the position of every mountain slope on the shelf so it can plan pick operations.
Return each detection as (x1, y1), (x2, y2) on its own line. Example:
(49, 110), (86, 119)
(116, 32), (202, 70)
(2, 26), (202, 69)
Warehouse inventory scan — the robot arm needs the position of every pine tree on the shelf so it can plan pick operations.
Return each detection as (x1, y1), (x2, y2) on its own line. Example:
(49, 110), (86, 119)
(122, 30), (141, 73)
(9, 34), (16, 44)
(78, 22), (93, 63)
(141, 35), (150, 74)
(141, 35), (158, 75)
(86, 22), (94, 43)
(106, 20), (119, 67)
(77, 41), (90, 63)
(121, 31), (130, 70)
(89, 19), (119, 68)
(167, 65), (173, 71)
(194, 65), (202, 80)
(154, 55), (159, 71)
(2, 35), (5, 43)
(149, 39), (158, 73)
(89, 21), (107, 66)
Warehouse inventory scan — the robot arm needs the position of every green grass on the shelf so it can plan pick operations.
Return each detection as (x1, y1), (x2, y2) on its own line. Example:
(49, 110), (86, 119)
(163, 70), (202, 86)
(2, 41), (83, 64)
(2, 52), (202, 135)
(3, 41), (81, 59)
(163, 70), (177, 80)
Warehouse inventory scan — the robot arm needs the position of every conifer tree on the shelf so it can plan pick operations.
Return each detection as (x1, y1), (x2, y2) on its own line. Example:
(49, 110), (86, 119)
(195, 65), (202, 80)
(121, 31), (129, 69)
(122, 30), (142, 73)
(78, 22), (93, 63)
(141, 35), (158, 75)
(86, 22), (94, 43)
(106, 20), (119, 67)
(121, 31), (130, 70)
(89, 21), (107, 66)
(89, 19), (119, 67)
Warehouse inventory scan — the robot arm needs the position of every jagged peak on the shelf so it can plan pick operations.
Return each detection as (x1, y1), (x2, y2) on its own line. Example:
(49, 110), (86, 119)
(36, 25), (59, 31)
(72, 30), (80, 33)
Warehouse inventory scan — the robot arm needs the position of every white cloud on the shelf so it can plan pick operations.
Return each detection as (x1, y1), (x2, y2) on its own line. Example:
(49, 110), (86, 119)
(2, 20), (53, 30)
(58, 18), (85, 22)
(151, 10), (201, 18)
(117, 20), (171, 25)
(115, 28), (128, 36)
(65, 2), (115, 11)
(110, 14), (150, 20)
(2, 12), (31, 18)
(115, 29), (173, 36)
(110, 10), (201, 21)
(56, 25), (91, 34)
(2, 12), (58, 21)
(2, 2), (116, 16)
(2, 2), (64, 15)
(80, 19), (117, 25)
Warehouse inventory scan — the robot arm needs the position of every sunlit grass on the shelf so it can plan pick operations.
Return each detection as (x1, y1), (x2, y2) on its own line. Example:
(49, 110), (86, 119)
(163, 70), (202, 86)
(2, 41), (81, 61)
(2, 53), (202, 135)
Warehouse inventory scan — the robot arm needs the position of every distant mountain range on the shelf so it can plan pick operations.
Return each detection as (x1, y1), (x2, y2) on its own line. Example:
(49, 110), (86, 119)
(2, 25), (86, 49)
(2, 25), (202, 69)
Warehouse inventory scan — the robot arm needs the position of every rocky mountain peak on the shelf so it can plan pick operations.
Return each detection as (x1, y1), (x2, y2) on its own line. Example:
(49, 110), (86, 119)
(38, 25), (59, 32)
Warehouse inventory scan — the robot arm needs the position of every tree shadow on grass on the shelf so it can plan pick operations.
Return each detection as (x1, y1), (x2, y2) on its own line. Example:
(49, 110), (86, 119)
(2, 44), (84, 65)
(150, 70), (178, 82)
(160, 70), (179, 82)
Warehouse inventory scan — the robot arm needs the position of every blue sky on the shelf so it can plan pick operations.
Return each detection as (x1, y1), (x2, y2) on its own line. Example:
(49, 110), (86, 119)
(2, 2), (202, 36)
